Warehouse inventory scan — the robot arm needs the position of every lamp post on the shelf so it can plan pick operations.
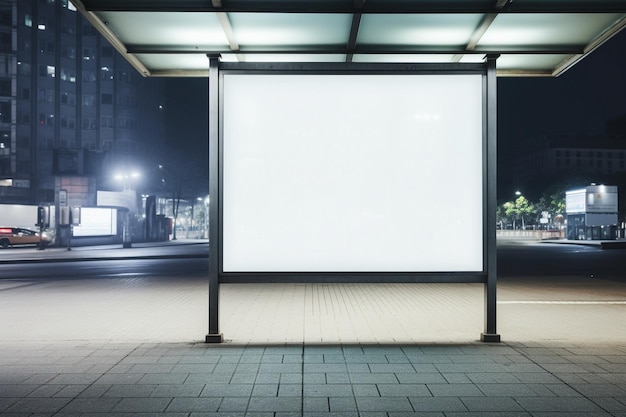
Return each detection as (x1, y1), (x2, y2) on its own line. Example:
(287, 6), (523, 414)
(515, 190), (526, 230)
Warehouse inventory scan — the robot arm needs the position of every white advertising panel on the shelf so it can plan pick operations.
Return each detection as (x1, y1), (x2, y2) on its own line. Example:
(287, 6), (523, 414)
(222, 73), (484, 272)
(566, 189), (586, 214)
(586, 186), (618, 213)
(72, 207), (117, 236)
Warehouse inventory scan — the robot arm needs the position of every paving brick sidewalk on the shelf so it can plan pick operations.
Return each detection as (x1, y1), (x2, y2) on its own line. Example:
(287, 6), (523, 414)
(2, 341), (626, 416)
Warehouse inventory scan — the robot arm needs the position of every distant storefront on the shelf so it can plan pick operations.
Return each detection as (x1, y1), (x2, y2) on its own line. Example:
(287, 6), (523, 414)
(566, 185), (618, 240)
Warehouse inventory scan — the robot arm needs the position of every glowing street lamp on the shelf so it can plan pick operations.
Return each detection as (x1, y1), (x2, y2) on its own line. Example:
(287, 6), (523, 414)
(114, 171), (140, 190)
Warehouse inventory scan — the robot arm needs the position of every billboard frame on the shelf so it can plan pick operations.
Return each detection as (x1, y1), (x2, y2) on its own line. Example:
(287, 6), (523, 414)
(206, 57), (500, 343)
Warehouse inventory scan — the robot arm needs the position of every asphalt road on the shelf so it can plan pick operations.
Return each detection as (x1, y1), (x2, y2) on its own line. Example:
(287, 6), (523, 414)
(0, 239), (624, 282)
(497, 239), (626, 281)
(0, 258), (209, 280)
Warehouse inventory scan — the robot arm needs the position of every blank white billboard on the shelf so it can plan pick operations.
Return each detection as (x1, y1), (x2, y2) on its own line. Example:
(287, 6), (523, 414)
(223, 73), (483, 272)
(72, 207), (117, 236)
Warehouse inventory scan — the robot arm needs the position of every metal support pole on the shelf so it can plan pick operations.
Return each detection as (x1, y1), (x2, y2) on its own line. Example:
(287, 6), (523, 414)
(206, 56), (223, 343)
(482, 55), (501, 343)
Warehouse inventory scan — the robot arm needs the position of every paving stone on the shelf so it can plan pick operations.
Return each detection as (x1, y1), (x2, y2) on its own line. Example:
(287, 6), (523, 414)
(409, 396), (467, 412)
(150, 384), (204, 397)
(377, 384), (430, 397)
(218, 397), (250, 412)
(355, 396), (413, 412)
(427, 383), (485, 397)
(5, 397), (71, 413)
(60, 397), (120, 413)
(111, 397), (172, 412)
(103, 384), (157, 397)
(247, 396), (302, 412)
(304, 384), (353, 397)
(349, 373), (398, 384)
(202, 383), (254, 397)
(166, 397), (222, 412)
(461, 396), (525, 412)
(329, 396), (357, 412)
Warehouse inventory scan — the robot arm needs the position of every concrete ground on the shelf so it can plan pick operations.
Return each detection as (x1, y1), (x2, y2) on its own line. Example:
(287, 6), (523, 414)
(2, 241), (626, 416)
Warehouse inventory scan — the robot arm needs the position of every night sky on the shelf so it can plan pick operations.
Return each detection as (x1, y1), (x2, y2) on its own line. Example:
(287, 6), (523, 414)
(498, 29), (626, 156)
(164, 28), (626, 198)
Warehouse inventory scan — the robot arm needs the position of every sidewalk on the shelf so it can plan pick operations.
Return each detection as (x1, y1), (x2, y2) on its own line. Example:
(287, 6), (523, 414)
(2, 243), (626, 415)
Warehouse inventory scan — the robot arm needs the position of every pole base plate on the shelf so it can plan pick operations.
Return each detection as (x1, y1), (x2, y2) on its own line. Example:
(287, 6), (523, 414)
(205, 333), (224, 343)
(480, 333), (501, 343)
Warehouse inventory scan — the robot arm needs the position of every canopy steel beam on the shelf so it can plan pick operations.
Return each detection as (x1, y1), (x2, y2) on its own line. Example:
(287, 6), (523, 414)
(125, 46), (586, 55)
(80, 0), (626, 14)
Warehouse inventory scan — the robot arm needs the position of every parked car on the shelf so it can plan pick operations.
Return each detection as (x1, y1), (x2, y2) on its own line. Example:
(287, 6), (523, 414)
(0, 227), (52, 249)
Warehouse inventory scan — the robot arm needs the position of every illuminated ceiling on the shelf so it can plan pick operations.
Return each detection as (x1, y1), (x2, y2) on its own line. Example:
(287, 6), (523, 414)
(72, 0), (626, 77)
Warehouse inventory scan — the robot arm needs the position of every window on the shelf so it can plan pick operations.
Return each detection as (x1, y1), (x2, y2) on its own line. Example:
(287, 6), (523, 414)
(61, 92), (75, 105)
(60, 68), (76, 82)
(118, 95), (136, 107)
(21, 88), (30, 99)
(82, 71), (96, 83)
(61, 116), (75, 129)
(82, 117), (96, 130)
(101, 116), (114, 128)
(39, 65), (55, 78)
(82, 48), (96, 61)
(38, 89), (54, 102)
(100, 66), (114, 81)
(0, 101), (10, 123)
(62, 46), (76, 59)
(61, 0), (77, 10)
(0, 79), (10, 95)
(118, 118), (137, 129)
(101, 93), (113, 105)
(119, 71), (133, 84)
(18, 62), (31, 76)
(25, 14), (32, 27)
(102, 46), (113, 57)
(83, 23), (97, 36)
(82, 94), (95, 106)
(61, 23), (76, 35)
(40, 41), (55, 54)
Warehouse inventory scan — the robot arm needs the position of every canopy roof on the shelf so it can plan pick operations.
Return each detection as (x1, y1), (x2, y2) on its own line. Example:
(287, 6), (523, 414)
(72, 0), (626, 77)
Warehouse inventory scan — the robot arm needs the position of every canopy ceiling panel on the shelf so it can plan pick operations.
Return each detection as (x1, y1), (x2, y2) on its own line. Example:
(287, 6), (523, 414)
(72, 0), (626, 77)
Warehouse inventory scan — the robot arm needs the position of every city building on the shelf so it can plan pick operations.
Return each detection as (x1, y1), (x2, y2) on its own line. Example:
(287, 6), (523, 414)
(0, 0), (166, 208)
(510, 130), (626, 193)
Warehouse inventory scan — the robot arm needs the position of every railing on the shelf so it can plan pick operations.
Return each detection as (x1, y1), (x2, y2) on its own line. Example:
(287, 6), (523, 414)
(497, 230), (565, 240)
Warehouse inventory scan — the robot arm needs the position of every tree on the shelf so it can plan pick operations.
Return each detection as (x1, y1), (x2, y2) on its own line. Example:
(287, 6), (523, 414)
(499, 196), (535, 229)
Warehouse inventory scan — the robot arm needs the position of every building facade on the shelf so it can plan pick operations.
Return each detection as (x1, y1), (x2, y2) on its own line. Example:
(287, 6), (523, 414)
(512, 133), (626, 190)
(0, 0), (165, 207)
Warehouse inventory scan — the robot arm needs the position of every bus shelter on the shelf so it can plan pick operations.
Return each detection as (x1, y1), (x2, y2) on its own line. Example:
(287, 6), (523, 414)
(73, 0), (626, 343)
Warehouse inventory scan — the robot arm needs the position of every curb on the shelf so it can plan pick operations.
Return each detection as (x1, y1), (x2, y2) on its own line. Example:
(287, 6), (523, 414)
(0, 253), (208, 265)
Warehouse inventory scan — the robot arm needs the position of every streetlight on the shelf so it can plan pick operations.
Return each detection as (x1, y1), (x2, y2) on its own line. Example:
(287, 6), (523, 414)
(514, 190), (525, 230)
(115, 171), (140, 191)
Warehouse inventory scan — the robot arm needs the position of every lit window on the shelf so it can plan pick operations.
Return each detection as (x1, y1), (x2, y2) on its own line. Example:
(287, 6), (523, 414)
(25, 14), (32, 27)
